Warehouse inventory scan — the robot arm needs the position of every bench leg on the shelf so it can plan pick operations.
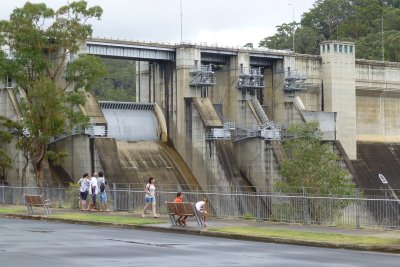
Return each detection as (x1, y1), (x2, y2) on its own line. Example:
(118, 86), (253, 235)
(43, 205), (51, 215)
(26, 204), (32, 214)
(195, 214), (204, 227)
(168, 214), (177, 226)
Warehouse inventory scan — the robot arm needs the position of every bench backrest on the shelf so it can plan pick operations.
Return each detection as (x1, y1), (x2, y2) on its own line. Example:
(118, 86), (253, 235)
(25, 195), (44, 205)
(166, 202), (196, 216)
(166, 202), (178, 215)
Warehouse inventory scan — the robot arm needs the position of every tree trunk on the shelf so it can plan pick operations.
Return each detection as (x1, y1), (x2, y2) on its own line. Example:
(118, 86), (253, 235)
(35, 143), (46, 186)
(21, 155), (29, 187)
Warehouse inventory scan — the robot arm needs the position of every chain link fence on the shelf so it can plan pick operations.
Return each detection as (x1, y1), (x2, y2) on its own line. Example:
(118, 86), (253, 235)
(1, 185), (399, 230)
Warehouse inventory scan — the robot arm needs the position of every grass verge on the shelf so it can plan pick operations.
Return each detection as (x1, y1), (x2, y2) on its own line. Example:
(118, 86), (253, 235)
(208, 226), (400, 246)
(49, 213), (165, 225)
(0, 206), (27, 214)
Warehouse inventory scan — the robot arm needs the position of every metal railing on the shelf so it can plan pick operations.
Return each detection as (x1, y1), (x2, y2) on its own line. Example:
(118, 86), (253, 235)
(2, 185), (400, 229)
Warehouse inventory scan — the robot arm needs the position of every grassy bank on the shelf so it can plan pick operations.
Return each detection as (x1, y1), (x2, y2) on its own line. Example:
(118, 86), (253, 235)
(0, 205), (27, 214)
(208, 226), (400, 246)
(49, 213), (165, 225)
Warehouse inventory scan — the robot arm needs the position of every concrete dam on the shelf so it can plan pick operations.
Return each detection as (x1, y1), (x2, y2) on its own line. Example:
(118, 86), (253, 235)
(3, 37), (400, 220)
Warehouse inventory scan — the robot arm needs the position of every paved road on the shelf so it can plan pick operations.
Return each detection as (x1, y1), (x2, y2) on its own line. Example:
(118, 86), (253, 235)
(0, 218), (399, 267)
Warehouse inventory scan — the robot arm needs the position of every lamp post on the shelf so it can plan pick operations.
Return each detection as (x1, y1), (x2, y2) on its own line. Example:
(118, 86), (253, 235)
(381, 15), (384, 62)
(180, 0), (183, 43)
(289, 3), (295, 52)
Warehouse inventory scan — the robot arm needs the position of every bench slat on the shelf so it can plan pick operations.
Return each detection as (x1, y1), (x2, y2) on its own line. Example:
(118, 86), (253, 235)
(24, 195), (52, 215)
(165, 202), (202, 227)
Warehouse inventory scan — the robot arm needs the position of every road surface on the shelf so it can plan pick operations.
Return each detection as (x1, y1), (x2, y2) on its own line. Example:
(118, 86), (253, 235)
(0, 218), (399, 266)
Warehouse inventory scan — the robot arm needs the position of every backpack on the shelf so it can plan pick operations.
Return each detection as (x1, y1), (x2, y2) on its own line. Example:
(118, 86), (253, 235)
(100, 182), (105, 193)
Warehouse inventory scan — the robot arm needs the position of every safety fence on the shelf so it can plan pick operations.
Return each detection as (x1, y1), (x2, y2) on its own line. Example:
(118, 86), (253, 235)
(1, 185), (399, 230)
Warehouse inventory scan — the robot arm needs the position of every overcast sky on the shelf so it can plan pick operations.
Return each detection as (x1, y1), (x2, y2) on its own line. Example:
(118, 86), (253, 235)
(0, 0), (316, 47)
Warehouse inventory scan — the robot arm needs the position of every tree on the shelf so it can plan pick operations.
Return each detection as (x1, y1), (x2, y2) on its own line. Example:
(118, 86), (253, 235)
(258, 0), (400, 61)
(0, 1), (107, 185)
(292, 27), (325, 54)
(301, 0), (354, 39)
(259, 23), (295, 50)
(0, 117), (13, 182)
(93, 58), (136, 102)
(277, 122), (354, 223)
(278, 122), (353, 196)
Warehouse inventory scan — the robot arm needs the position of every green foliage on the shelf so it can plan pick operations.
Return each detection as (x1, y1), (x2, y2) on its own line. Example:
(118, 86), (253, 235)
(240, 213), (255, 220)
(259, 23), (295, 51)
(0, 116), (13, 181)
(278, 122), (353, 196)
(93, 58), (136, 102)
(277, 122), (354, 223)
(65, 182), (80, 209)
(259, 0), (400, 61)
(0, 1), (106, 183)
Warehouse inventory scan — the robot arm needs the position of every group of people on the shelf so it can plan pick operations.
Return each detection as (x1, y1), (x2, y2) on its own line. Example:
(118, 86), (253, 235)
(142, 177), (208, 227)
(77, 171), (110, 212)
(78, 174), (208, 226)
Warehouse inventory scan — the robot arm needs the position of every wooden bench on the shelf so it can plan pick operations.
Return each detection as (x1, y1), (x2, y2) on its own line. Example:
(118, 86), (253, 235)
(24, 195), (52, 215)
(166, 202), (204, 227)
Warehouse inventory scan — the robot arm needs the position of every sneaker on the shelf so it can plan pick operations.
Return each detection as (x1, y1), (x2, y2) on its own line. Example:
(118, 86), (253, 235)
(181, 220), (187, 226)
(176, 219), (183, 226)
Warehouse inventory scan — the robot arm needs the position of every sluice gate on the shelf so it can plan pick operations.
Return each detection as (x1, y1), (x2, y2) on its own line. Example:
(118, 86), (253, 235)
(94, 101), (199, 190)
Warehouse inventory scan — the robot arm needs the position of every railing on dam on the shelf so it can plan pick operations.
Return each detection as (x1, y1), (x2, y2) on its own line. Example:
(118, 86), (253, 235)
(2, 185), (400, 230)
(98, 101), (154, 111)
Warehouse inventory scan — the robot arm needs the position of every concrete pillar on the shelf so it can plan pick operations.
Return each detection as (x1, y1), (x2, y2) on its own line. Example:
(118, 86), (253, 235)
(174, 46), (201, 148)
(270, 59), (286, 125)
(321, 41), (356, 159)
(136, 61), (150, 103)
(225, 52), (250, 124)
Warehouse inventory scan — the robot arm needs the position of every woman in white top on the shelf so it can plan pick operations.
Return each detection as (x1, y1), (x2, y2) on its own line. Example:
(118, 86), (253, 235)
(142, 177), (158, 218)
(77, 173), (90, 210)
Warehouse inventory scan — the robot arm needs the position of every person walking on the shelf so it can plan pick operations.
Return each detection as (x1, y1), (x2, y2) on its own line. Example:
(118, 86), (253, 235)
(195, 197), (208, 227)
(88, 173), (98, 211)
(77, 173), (90, 211)
(97, 171), (110, 212)
(174, 192), (188, 226)
(142, 177), (158, 218)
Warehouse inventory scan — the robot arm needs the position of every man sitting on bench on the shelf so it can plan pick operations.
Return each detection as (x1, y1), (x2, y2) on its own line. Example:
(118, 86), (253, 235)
(174, 192), (188, 226)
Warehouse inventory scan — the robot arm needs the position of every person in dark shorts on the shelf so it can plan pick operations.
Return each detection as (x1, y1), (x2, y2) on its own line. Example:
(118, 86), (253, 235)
(77, 173), (90, 210)
(88, 173), (98, 211)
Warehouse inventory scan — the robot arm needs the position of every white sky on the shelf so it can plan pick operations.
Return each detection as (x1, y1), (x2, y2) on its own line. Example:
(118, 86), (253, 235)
(0, 0), (316, 47)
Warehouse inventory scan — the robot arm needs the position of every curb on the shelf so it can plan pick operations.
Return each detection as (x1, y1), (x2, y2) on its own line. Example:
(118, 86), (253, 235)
(2, 213), (400, 254)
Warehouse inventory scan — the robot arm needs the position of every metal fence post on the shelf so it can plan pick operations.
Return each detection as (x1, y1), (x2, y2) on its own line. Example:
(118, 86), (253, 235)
(128, 184), (133, 211)
(256, 189), (262, 222)
(112, 183), (117, 211)
(1, 185), (4, 204)
(329, 194), (334, 227)
(302, 187), (308, 225)
(214, 185), (221, 218)
(355, 189), (360, 229)
(384, 191), (389, 230)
